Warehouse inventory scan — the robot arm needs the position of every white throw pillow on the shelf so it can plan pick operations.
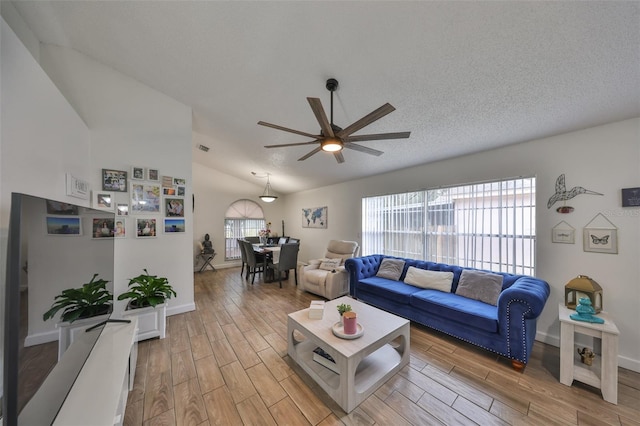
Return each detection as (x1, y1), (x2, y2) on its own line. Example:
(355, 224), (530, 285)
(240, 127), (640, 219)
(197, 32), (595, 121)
(319, 258), (341, 271)
(403, 267), (453, 292)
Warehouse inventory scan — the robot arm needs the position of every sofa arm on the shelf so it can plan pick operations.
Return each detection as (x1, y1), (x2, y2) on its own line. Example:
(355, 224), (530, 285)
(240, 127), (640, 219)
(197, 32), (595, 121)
(498, 277), (550, 363)
(345, 255), (384, 297)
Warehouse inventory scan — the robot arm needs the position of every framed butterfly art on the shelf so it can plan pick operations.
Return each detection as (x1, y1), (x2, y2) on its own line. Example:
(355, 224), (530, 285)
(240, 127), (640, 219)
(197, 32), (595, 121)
(583, 213), (618, 254)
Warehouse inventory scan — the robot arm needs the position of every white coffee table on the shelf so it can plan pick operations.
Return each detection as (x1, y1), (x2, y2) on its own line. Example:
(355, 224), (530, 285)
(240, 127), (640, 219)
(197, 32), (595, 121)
(287, 296), (410, 413)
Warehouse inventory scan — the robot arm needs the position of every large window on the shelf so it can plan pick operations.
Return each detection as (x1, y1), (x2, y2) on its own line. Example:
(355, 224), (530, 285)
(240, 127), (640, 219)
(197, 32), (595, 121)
(362, 176), (536, 275)
(224, 199), (265, 260)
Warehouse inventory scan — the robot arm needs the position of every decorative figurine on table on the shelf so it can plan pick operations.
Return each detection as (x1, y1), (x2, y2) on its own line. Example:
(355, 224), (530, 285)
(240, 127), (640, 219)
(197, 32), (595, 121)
(577, 347), (596, 366)
(570, 297), (605, 324)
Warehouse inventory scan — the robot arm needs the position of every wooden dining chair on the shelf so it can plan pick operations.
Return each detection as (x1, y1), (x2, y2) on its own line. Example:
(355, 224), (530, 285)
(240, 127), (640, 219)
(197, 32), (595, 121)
(237, 239), (247, 277)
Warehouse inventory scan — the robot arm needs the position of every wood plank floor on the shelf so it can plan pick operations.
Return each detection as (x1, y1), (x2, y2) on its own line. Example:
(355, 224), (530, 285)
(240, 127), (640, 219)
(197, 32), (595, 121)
(124, 267), (640, 426)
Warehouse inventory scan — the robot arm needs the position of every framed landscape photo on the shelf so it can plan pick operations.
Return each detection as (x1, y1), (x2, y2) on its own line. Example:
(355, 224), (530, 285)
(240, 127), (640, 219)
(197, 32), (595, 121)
(92, 191), (115, 211)
(131, 166), (145, 180)
(46, 200), (79, 215)
(102, 169), (128, 192)
(164, 218), (185, 233)
(302, 206), (328, 228)
(46, 216), (82, 236)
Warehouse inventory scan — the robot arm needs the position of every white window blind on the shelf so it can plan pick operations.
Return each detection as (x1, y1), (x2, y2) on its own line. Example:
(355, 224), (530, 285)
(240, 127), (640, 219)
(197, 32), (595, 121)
(224, 199), (265, 260)
(362, 177), (536, 275)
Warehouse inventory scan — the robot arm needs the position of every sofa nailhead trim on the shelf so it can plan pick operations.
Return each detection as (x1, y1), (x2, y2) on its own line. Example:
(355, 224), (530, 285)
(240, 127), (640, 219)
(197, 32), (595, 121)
(505, 298), (532, 363)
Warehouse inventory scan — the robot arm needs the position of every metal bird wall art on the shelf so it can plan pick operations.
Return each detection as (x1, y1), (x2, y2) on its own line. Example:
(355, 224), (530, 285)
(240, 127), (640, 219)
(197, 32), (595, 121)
(547, 174), (603, 212)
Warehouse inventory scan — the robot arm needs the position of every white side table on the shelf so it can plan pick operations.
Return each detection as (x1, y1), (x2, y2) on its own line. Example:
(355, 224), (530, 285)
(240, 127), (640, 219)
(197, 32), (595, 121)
(558, 304), (619, 404)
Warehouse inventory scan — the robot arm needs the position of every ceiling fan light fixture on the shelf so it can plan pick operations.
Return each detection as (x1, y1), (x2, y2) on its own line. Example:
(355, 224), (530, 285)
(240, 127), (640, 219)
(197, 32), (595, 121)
(321, 138), (343, 152)
(259, 174), (278, 203)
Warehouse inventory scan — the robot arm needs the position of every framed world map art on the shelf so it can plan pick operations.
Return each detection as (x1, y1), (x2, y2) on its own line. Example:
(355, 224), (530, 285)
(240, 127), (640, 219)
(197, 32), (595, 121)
(302, 206), (327, 228)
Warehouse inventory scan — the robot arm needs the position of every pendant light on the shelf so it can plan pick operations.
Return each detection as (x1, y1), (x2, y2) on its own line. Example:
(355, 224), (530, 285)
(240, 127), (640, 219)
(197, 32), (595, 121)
(259, 173), (278, 203)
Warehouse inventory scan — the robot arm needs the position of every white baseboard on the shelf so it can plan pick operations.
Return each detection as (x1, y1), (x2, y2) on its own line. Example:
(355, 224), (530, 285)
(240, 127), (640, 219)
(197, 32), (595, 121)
(166, 302), (196, 316)
(24, 329), (58, 347)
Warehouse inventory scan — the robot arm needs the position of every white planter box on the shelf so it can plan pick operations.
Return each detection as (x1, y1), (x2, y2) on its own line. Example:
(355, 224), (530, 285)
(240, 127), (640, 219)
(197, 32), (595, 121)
(121, 303), (166, 342)
(56, 313), (110, 360)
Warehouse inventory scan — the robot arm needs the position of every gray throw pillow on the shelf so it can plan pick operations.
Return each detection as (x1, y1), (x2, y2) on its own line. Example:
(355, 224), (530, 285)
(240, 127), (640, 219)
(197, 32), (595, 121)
(375, 258), (405, 281)
(455, 269), (503, 306)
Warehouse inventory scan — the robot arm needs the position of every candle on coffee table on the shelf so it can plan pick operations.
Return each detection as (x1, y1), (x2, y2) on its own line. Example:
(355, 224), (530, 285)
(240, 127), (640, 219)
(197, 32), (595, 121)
(343, 311), (357, 334)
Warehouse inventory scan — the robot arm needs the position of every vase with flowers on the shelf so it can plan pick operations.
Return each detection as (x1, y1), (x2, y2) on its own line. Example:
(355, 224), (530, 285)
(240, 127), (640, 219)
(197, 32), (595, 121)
(259, 222), (272, 245)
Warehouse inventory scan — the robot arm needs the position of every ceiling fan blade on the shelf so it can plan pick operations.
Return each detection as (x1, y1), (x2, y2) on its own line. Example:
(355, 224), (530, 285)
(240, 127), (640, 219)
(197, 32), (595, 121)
(258, 121), (320, 139)
(343, 143), (384, 156)
(337, 103), (396, 138)
(264, 140), (320, 148)
(307, 98), (334, 137)
(334, 151), (345, 163)
(346, 131), (411, 142)
(298, 146), (322, 161)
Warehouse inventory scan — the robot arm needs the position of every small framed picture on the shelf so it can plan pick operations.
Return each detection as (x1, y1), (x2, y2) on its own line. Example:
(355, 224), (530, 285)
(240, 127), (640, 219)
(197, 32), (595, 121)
(621, 187), (640, 207)
(146, 168), (160, 182)
(173, 177), (186, 186)
(102, 169), (128, 192)
(136, 218), (157, 238)
(46, 200), (79, 215)
(165, 197), (185, 217)
(177, 186), (186, 197)
(162, 175), (173, 188)
(92, 218), (115, 238)
(583, 228), (618, 254)
(92, 191), (115, 211)
(46, 216), (82, 236)
(131, 166), (145, 180)
(163, 187), (177, 196)
(114, 218), (126, 238)
(551, 221), (575, 244)
(116, 203), (129, 216)
(164, 218), (185, 233)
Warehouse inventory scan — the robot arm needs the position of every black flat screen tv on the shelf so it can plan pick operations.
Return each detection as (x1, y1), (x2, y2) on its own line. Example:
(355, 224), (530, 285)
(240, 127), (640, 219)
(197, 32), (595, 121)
(2, 193), (116, 425)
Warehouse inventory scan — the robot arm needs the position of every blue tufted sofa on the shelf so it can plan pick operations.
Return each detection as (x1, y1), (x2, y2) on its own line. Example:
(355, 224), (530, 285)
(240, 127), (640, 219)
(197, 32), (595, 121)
(344, 255), (550, 370)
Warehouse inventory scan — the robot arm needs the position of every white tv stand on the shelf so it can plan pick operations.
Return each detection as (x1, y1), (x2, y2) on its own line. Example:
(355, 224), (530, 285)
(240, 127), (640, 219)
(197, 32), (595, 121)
(19, 318), (138, 426)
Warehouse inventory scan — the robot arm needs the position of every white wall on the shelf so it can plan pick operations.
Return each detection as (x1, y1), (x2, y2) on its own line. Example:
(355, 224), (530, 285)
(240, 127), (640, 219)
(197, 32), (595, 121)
(1, 17), (95, 369)
(192, 157), (285, 269)
(281, 118), (640, 371)
(38, 44), (195, 317)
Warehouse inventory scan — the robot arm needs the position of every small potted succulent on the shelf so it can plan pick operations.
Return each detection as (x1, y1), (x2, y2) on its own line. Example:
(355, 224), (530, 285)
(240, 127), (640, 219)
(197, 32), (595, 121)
(118, 269), (176, 341)
(337, 303), (352, 323)
(43, 273), (113, 359)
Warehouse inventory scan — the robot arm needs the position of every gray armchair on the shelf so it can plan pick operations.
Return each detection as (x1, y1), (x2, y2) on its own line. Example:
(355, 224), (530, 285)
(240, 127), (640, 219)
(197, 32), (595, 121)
(298, 240), (359, 300)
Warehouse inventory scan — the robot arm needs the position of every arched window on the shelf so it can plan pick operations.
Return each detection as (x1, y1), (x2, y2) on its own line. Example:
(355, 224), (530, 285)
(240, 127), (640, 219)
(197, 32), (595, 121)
(224, 199), (265, 260)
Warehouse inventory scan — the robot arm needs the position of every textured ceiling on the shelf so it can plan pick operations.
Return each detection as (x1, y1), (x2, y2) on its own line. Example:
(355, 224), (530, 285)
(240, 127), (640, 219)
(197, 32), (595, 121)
(10, 1), (640, 194)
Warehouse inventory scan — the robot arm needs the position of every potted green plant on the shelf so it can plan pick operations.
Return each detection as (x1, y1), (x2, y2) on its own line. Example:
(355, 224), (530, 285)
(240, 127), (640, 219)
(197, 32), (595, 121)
(337, 303), (352, 324)
(43, 273), (112, 323)
(43, 273), (113, 359)
(118, 269), (176, 341)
